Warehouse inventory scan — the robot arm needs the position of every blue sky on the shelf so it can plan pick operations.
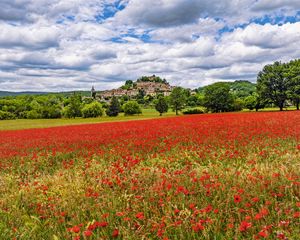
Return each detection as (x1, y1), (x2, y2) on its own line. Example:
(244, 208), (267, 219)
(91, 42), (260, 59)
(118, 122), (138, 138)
(0, 0), (300, 91)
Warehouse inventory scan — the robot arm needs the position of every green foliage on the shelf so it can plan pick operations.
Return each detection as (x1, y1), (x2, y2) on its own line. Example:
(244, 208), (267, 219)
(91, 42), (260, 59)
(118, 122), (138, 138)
(257, 61), (289, 111)
(203, 82), (235, 113)
(26, 110), (42, 119)
(123, 101), (142, 116)
(137, 75), (167, 84)
(182, 108), (204, 115)
(121, 80), (134, 90)
(186, 95), (203, 107)
(155, 97), (169, 116)
(244, 94), (265, 111)
(197, 80), (256, 99)
(229, 80), (256, 98)
(286, 59), (300, 110)
(137, 89), (146, 104)
(41, 105), (62, 119)
(63, 94), (82, 118)
(83, 97), (94, 104)
(106, 96), (120, 117)
(82, 102), (103, 118)
(232, 98), (244, 112)
(170, 87), (187, 115)
(0, 110), (16, 120)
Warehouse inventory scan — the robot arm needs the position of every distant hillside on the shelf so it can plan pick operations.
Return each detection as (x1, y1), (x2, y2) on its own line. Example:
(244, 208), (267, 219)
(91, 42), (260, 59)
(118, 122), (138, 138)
(0, 91), (50, 97)
(0, 91), (91, 98)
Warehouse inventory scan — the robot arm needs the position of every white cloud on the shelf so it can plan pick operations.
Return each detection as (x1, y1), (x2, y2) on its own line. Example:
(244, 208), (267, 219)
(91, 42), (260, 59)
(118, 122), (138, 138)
(0, 23), (60, 49)
(0, 0), (300, 91)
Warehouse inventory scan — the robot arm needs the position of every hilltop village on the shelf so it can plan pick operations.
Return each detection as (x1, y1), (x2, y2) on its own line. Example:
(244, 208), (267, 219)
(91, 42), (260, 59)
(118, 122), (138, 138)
(94, 75), (179, 101)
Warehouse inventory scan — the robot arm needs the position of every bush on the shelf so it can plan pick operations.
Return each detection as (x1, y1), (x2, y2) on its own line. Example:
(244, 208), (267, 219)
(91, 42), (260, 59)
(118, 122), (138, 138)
(106, 96), (120, 117)
(82, 101), (103, 118)
(232, 99), (244, 112)
(26, 110), (42, 119)
(0, 110), (16, 120)
(183, 108), (204, 115)
(41, 105), (62, 119)
(123, 101), (142, 116)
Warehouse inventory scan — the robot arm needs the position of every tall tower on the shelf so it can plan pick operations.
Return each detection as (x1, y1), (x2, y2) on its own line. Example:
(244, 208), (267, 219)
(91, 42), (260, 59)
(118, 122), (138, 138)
(91, 86), (96, 99)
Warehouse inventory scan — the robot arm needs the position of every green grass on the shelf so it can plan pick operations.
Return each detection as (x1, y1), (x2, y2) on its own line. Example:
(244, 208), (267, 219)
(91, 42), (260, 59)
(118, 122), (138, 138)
(0, 109), (177, 131)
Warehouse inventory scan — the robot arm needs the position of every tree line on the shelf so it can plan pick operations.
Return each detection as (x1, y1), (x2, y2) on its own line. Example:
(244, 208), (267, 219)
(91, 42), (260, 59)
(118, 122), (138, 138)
(0, 59), (299, 120)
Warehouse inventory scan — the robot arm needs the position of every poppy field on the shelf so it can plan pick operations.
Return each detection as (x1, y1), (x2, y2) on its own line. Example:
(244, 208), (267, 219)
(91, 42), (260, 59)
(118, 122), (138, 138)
(0, 111), (299, 240)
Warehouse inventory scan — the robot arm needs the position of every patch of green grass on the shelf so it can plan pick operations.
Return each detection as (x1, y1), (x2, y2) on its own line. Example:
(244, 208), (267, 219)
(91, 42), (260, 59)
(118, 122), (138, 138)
(0, 108), (177, 131)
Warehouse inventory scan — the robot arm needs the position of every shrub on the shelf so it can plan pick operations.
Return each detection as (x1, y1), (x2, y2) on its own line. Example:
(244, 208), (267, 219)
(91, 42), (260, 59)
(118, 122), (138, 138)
(232, 99), (244, 112)
(26, 110), (42, 119)
(183, 108), (204, 115)
(82, 102), (103, 118)
(123, 101), (142, 116)
(0, 110), (16, 120)
(41, 105), (62, 119)
(106, 96), (120, 117)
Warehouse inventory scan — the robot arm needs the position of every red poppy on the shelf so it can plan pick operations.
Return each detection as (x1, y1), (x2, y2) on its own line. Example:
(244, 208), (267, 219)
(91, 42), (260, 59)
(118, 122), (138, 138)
(234, 195), (242, 203)
(112, 229), (119, 238)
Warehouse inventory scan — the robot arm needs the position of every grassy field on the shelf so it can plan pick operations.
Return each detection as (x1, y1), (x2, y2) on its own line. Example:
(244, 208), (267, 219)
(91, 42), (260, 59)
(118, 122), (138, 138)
(0, 109), (177, 131)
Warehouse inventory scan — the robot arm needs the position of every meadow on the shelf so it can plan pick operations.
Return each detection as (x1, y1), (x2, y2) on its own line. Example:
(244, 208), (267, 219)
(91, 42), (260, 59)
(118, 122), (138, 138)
(0, 111), (299, 239)
(0, 109), (176, 131)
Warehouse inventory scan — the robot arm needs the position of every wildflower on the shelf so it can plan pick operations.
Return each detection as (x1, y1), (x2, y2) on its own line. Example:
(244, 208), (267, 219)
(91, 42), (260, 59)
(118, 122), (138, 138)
(136, 212), (144, 220)
(112, 229), (119, 238)
(239, 221), (252, 232)
(234, 195), (242, 203)
(258, 230), (268, 238)
(293, 211), (300, 218)
(84, 230), (92, 237)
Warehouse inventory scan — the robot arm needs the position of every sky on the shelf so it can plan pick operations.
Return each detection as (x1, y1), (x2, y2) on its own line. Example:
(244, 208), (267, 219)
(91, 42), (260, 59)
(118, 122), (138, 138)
(0, 0), (300, 91)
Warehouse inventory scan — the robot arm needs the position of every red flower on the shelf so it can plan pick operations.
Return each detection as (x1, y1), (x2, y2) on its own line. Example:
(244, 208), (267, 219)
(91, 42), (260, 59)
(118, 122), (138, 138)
(112, 229), (119, 238)
(95, 221), (108, 227)
(234, 195), (242, 203)
(258, 230), (268, 238)
(84, 230), (92, 237)
(239, 221), (252, 232)
(68, 226), (80, 233)
(136, 212), (144, 220)
(294, 211), (300, 218)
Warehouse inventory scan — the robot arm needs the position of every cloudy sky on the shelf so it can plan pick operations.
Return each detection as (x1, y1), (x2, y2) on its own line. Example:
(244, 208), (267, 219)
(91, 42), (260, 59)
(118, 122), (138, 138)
(0, 0), (300, 91)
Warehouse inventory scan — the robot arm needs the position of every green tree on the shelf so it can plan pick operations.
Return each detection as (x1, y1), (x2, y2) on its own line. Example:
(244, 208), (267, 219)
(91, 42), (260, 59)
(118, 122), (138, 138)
(257, 61), (289, 111)
(286, 59), (300, 110)
(203, 82), (234, 113)
(41, 105), (62, 119)
(82, 101), (103, 118)
(63, 93), (82, 118)
(170, 87), (187, 115)
(0, 110), (16, 120)
(244, 94), (265, 111)
(106, 96), (120, 117)
(123, 101), (142, 115)
(155, 96), (169, 116)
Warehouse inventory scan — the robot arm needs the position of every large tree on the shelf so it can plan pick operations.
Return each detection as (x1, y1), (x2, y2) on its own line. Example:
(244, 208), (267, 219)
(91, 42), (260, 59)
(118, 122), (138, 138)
(106, 96), (120, 117)
(203, 82), (234, 113)
(63, 93), (82, 118)
(169, 87), (186, 115)
(155, 96), (169, 116)
(286, 59), (300, 110)
(257, 62), (289, 111)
